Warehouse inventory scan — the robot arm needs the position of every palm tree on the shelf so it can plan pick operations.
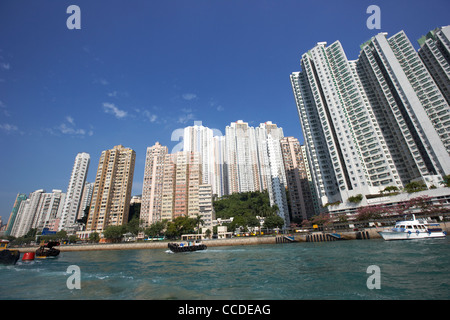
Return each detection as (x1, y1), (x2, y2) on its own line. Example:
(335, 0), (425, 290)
(193, 215), (204, 234)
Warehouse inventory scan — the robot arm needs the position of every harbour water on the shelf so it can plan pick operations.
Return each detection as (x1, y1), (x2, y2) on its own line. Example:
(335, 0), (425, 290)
(1, 238), (449, 300)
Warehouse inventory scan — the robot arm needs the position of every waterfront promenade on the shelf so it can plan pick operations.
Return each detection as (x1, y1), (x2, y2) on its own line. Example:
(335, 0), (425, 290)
(15, 220), (449, 253)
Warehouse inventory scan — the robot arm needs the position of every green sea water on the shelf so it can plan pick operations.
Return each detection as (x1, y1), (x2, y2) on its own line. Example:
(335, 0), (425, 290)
(1, 238), (449, 300)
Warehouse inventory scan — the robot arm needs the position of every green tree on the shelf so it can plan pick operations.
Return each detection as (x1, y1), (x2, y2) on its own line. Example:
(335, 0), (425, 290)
(193, 215), (204, 234)
(145, 221), (167, 238)
(165, 216), (196, 239)
(404, 181), (427, 193)
(56, 230), (68, 240)
(263, 215), (285, 229)
(125, 217), (141, 236)
(89, 232), (100, 243)
(246, 215), (260, 229)
(213, 191), (276, 219)
(441, 175), (450, 187)
(348, 194), (363, 203)
(103, 225), (125, 242)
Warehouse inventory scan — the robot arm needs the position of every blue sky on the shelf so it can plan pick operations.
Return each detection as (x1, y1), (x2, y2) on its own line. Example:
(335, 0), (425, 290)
(1, 0), (449, 224)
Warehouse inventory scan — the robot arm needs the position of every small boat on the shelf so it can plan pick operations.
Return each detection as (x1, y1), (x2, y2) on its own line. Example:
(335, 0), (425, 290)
(378, 215), (447, 241)
(0, 240), (20, 265)
(35, 241), (60, 259)
(168, 241), (207, 253)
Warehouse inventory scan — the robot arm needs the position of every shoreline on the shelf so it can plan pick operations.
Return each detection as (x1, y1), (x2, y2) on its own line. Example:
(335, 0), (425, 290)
(15, 221), (449, 253)
(16, 235), (277, 253)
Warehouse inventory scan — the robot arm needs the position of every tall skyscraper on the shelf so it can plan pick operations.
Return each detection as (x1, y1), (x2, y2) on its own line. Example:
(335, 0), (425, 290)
(266, 134), (290, 226)
(59, 152), (90, 232)
(77, 182), (94, 221)
(225, 120), (261, 194)
(291, 29), (450, 214)
(35, 189), (66, 232)
(198, 184), (214, 229)
(418, 25), (450, 106)
(183, 123), (215, 190)
(141, 142), (168, 227)
(10, 189), (45, 237)
(358, 31), (450, 170)
(280, 137), (317, 221)
(5, 193), (27, 236)
(160, 151), (203, 221)
(142, 121), (299, 228)
(86, 145), (136, 234)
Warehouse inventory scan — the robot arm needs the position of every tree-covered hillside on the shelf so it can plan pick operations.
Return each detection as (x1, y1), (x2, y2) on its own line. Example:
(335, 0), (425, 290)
(213, 190), (278, 219)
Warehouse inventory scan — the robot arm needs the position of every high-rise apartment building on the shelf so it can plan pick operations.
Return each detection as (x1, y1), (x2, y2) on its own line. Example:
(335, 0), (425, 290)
(226, 120), (261, 194)
(5, 193), (27, 236)
(291, 40), (384, 206)
(141, 142), (168, 227)
(77, 182), (94, 220)
(358, 31), (450, 172)
(160, 151), (203, 221)
(8, 189), (66, 237)
(198, 184), (214, 229)
(10, 189), (45, 237)
(34, 189), (66, 232)
(266, 134), (290, 226)
(59, 152), (90, 232)
(86, 145), (136, 233)
(291, 29), (450, 214)
(418, 26), (450, 106)
(280, 137), (317, 221)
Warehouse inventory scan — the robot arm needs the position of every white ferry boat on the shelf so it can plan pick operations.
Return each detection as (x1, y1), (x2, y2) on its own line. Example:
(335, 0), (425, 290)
(378, 215), (447, 241)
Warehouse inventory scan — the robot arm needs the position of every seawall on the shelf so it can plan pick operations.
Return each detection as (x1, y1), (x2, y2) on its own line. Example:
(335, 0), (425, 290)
(15, 220), (449, 252)
(16, 236), (277, 253)
(295, 220), (450, 242)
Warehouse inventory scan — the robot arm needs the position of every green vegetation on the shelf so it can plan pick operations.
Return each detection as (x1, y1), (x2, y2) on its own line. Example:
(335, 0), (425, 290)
(348, 194), (363, 203)
(441, 175), (450, 187)
(380, 186), (400, 195)
(213, 190), (282, 232)
(404, 181), (427, 193)
(213, 190), (278, 218)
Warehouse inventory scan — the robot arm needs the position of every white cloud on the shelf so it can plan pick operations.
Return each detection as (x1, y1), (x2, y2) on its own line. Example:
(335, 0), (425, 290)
(66, 116), (75, 125)
(102, 102), (128, 119)
(0, 100), (10, 116)
(177, 112), (195, 124)
(94, 78), (109, 85)
(0, 63), (10, 70)
(58, 123), (86, 135)
(209, 98), (224, 112)
(143, 110), (158, 123)
(182, 93), (197, 101)
(0, 123), (18, 133)
(48, 117), (93, 137)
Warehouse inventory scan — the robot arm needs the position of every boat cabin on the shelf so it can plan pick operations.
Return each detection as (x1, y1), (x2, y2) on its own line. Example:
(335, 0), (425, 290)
(0, 240), (10, 250)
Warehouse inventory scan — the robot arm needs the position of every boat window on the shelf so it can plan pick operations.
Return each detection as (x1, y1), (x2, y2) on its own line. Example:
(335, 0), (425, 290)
(407, 226), (412, 229)
(413, 226), (418, 229)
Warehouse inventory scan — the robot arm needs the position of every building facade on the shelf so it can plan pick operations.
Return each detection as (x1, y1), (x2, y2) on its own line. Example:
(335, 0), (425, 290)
(86, 145), (136, 234)
(280, 137), (318, 221)
(59, 152), (90, 232)
(5, 193), (27, 236)
(291, 28), (450, 215)
(141, 142), (168, 227)
(160, 151), (203, 221)
(418, 26), (450, 106)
